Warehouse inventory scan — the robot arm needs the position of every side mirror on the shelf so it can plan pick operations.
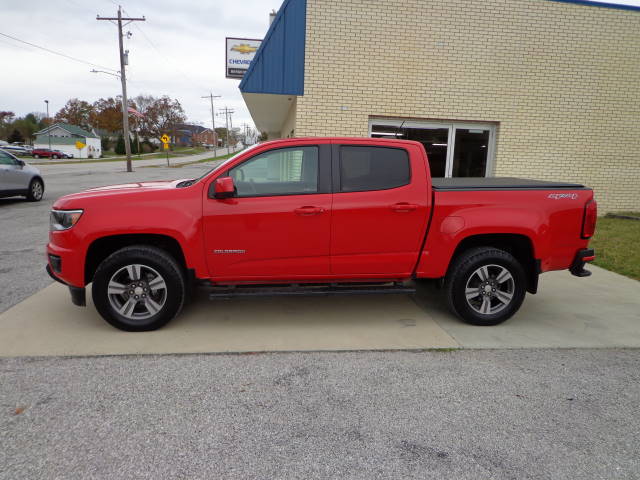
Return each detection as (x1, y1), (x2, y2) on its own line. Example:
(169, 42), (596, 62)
(16, 159), (25, 167)
(212, 177), (236, 199)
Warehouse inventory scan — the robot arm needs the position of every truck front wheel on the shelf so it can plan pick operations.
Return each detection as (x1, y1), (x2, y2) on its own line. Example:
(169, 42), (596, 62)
(445, 247), (526, 326)
(92, 245), (186, 331)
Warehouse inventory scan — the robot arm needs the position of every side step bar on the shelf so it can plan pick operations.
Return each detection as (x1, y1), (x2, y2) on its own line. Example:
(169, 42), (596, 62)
(207, 283), (416, 300)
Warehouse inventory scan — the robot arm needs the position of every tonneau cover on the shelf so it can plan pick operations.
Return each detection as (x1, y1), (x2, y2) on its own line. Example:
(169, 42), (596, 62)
(431, 177), (586, 191)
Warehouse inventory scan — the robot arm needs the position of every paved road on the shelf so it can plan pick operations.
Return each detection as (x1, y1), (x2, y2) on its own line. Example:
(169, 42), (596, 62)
(0, 157), (228, 314)
(1, 349), (639, 479)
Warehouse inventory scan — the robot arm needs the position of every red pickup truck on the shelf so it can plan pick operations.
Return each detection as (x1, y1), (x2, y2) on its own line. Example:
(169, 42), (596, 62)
(46, 138), (597, 331)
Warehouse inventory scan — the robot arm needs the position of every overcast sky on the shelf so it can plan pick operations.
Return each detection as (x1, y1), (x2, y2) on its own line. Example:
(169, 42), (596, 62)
(0, 0), (278, 131)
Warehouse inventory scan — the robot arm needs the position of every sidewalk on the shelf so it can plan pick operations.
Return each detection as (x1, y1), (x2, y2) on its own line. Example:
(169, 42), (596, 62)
(32, 146), (243, 168)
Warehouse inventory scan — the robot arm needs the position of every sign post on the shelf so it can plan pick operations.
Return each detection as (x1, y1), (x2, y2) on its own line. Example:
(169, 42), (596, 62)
(161, 134), (170, 166)
(75, 140), (86, 159)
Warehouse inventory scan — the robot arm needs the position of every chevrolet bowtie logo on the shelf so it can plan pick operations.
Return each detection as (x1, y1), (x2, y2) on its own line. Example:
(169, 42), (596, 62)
(231, 44), (258, 54)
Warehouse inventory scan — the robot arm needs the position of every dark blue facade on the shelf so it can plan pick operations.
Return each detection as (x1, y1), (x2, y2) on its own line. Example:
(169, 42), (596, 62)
(239, 0), (306, 95)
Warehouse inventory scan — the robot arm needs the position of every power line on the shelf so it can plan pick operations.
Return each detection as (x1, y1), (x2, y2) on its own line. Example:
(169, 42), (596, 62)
(0, 31), (119, 73)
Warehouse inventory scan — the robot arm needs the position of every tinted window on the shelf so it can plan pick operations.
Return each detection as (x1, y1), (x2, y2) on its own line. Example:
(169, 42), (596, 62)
(229, 146), (318, 197)
(340, 146), (410, 192)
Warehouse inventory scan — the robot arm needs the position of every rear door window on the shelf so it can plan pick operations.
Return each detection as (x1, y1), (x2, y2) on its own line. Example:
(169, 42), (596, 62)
(339, 146), (410, 192)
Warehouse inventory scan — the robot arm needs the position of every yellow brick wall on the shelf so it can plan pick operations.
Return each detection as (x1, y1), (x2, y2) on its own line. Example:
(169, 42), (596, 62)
(294, 0), (640, 212)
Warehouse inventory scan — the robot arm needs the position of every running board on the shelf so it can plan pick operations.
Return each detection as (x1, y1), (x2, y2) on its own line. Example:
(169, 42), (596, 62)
(207, 283), (416, 300)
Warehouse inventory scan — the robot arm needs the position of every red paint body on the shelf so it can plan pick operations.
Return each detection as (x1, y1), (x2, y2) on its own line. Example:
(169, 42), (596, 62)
(47, 138), (594, 289)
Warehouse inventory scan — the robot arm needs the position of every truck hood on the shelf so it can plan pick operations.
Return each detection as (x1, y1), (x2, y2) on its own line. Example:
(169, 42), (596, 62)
(52, 179), (192, 209)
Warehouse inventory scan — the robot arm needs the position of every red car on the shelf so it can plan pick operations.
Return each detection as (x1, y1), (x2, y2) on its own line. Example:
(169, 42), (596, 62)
(46, 137), (596, 331)
(32, 148), (72, 159)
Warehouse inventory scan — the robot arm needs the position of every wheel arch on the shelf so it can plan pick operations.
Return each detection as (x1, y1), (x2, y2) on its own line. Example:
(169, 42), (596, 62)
(84, 233), (190, 285)
(448, 233), (540, 294)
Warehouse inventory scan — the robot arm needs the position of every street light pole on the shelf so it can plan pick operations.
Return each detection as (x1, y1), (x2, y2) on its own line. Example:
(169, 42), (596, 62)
(44, 100), (51, 151)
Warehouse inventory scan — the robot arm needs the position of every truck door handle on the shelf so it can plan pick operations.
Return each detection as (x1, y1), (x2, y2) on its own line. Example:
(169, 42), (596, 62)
(391, 203), (418, 212)
(294, 206), (324, 216)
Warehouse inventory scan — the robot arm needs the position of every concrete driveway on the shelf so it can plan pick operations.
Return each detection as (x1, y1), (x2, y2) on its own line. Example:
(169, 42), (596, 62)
(0, 265), (638, 357)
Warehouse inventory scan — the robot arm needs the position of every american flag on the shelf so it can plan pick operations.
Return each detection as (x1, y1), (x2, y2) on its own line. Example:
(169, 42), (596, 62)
(127, 107), (145, 119)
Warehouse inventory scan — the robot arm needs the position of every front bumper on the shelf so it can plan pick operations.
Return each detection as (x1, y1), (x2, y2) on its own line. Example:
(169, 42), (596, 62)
(46, 264), (86, 306)
(570, 248), (595, 277)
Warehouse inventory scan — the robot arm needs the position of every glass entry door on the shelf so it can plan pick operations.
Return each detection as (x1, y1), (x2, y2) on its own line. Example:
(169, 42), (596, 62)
(370, 120), (495, 178)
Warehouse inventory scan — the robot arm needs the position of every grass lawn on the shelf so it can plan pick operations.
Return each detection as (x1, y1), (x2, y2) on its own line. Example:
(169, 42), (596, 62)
(589, 214), (640, 281)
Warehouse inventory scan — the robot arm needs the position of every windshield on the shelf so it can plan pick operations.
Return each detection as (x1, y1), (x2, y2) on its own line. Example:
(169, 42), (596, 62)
(193, 144), (261, 183)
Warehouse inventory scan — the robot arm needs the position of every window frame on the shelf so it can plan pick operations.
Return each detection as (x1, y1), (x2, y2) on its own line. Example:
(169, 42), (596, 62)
(331, 144), (412, 194)
(368, 118), (497, 178)
(213, 144), (332, 199)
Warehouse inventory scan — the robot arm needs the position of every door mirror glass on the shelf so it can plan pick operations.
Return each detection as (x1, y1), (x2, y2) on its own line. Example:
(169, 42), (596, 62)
(16, 159), (25, 167)
(212, 176), (236, 199)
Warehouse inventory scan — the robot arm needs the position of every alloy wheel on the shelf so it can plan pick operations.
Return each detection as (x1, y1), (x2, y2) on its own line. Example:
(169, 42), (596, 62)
(107, 264), (167, 321)
(464, 264), (515, 315)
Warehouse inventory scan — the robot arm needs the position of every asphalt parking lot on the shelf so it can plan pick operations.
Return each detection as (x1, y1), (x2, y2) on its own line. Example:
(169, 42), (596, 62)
(1, 160), (639, 478)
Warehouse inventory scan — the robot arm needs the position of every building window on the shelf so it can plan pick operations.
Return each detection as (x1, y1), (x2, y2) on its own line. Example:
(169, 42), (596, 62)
(369, 119), (496, 178)
(339, 146), (410, 192)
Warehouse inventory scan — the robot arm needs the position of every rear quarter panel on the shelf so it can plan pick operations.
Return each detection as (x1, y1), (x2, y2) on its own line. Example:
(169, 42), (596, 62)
(416, 188), (594, 278)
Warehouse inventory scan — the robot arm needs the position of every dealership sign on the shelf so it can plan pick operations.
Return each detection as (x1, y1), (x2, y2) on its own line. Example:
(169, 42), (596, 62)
(226, 37), (262, 79)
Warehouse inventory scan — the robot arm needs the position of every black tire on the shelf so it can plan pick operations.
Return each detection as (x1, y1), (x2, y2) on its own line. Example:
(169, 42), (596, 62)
(92, 245), (186, 331)
(33, 154), (39, 159)
(444, 247), (526, 326)
(26, 177), (44, 201)
(52, 155), (58, 159)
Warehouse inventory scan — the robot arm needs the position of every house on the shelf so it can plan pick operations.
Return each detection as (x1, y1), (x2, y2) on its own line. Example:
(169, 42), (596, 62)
(34, 123), (101, 159)
(192, 128), (218, 147)
(175, 124), (218, 147)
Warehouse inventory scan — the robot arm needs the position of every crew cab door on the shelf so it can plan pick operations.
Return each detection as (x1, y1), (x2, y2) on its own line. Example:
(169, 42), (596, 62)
(203, 144), (332, 280)
(330, 143), (431, 276)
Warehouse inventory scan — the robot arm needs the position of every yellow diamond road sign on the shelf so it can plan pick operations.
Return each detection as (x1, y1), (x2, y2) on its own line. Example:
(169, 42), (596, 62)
(75, 141), (86, 149)
(161, 134), (170, 144)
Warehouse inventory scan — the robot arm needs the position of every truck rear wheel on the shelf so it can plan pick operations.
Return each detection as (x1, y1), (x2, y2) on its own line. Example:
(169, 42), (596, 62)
(445, 247), (526, 326)
(92, 245), (186, 331)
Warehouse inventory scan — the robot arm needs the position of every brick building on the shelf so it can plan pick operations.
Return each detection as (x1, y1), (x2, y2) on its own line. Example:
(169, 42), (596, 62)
(239, 0), (640, 212)
(192, 128), (218, 147)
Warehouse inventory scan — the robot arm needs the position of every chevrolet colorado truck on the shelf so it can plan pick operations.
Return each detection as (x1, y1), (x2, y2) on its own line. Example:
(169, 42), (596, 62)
(46, 138), (597, 331)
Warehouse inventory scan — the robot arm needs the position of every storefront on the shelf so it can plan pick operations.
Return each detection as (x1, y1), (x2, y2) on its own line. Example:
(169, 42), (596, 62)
(239, 0), (640, 212)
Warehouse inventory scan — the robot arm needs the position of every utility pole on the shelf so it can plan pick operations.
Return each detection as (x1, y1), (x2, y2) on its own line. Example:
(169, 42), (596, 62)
(217, 107), (234, 155)
(97, 7), (145, 172)
(201, 92), (220, 155)
(44, 100), (51, 151)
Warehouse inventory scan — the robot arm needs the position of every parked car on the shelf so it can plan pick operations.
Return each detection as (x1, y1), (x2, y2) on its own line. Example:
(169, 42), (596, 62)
(46, 137), (596, 331)
(32, 148), (72, 159)
(1, 145), (29, 156)
(0, 149), (45, 201)
(55, 150), (73, 159)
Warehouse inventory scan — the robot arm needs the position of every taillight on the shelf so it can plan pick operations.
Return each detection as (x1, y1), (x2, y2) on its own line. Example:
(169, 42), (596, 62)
(581, 200), (597, 239)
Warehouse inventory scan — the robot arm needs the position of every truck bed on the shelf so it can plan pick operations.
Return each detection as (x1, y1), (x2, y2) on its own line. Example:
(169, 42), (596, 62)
(431, 177), (588, 191)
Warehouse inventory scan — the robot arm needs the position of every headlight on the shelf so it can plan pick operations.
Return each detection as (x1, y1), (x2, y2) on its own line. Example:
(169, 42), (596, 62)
(50, 209), (83, 231)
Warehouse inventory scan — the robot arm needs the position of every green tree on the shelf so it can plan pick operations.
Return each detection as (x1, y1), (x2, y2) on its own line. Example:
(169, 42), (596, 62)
(115, 134), (125, 155)
(54, 99), (94, 129)
(101, 137), (111, 151)
(8, 129), (24, 143)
